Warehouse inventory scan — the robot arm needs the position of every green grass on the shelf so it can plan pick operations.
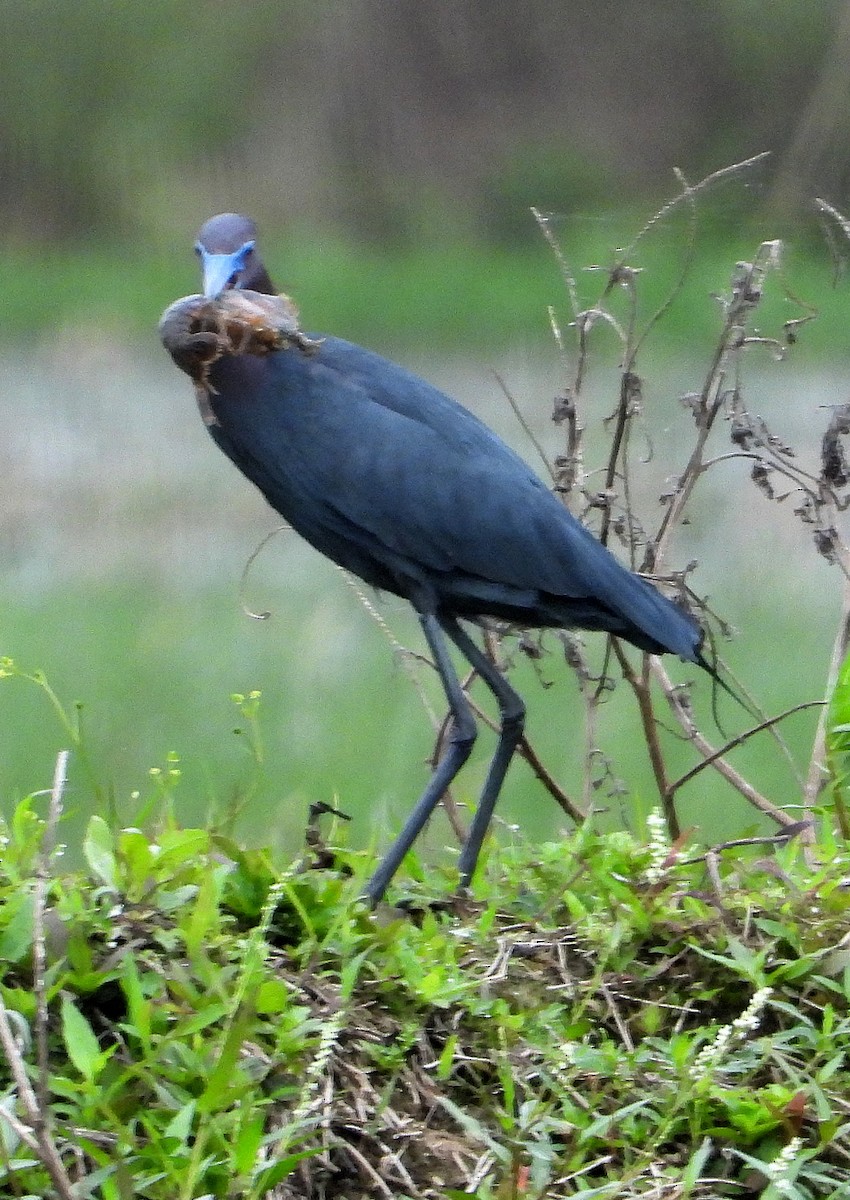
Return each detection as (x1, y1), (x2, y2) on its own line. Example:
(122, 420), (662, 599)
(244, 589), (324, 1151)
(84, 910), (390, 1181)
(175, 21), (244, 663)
(0, 805), (848, 1198)
(0, 571), (834, 872)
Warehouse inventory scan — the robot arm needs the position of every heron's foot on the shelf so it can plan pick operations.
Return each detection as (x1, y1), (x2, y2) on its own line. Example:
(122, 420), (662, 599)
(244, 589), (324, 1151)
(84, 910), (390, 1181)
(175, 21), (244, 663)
(369, 887), (483, 923)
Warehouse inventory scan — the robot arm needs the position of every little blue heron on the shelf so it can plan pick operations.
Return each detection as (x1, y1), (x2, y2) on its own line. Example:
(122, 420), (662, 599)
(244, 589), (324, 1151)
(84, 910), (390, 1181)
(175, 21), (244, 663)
(164, 213), (710, 905)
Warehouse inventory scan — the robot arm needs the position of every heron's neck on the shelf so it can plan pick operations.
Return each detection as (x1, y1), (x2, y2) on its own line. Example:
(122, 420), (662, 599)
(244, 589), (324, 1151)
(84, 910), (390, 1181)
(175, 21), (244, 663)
(244, 263), (277, 294)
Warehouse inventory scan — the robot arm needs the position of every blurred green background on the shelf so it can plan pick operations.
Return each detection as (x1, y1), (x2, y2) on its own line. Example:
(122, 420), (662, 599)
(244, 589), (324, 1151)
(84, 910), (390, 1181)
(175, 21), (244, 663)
(2, 0), (849, 863)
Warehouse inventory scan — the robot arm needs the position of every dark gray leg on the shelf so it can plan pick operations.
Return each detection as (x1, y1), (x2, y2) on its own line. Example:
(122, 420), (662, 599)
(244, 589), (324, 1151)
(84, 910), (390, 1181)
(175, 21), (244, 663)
(442, 618), (526, 887)
(364, 612), (477, 906)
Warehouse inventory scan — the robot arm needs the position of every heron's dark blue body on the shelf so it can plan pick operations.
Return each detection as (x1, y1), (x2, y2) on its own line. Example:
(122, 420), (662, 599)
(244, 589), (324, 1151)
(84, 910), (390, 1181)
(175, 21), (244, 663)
(207, 339), (700, 659)
(167, 213), (707, 905)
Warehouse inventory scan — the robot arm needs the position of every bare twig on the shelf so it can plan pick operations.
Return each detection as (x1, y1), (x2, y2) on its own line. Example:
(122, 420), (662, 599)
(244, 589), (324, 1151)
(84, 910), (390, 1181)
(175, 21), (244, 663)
(599, 980), (634, 1051)
(238, 523), (290, 619)
(534, 158), (828, 845)
(493, 370), (554, 480)
(682, 828), (812, 866)
(804, 575), (850, 810)
(815, 196), (850, 243)
(462, 674), (586, 825)
(622, 152), (772, 259)
(34, 751), (69, 1123)
(515, 734), (586, 825)
(653, 244), (783, 574)
(0, 751), (77, 1199)
(0, 1099), (40, 1152)
(0, 992), (75, 1200)
(566, 639), (607, 814)
(668, 702), (824, 795)
(650, 659), (798, 827)
(342, 1140), (397, 1198)
(613, 644), (679, 837)
(691, 650), (806, 789)
(628, 166), (700, 365)
(599, 370), (641, 548)
(531, 206), (581, 322)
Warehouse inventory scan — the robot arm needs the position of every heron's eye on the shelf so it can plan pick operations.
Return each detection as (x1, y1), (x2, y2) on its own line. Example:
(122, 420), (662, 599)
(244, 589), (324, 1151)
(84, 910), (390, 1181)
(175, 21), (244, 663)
(193, 243), (203, 257)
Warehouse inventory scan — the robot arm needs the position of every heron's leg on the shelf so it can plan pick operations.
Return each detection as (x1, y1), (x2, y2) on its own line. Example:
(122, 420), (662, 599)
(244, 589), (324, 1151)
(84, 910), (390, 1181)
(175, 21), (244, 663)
(442, 618), (526, 887)
(364, 611), (477, 906)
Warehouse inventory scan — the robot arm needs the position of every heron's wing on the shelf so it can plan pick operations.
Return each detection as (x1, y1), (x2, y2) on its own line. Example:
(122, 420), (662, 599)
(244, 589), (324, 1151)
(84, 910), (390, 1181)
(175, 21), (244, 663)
(210, 338), (584, 580)
(207, 337), (699, 658)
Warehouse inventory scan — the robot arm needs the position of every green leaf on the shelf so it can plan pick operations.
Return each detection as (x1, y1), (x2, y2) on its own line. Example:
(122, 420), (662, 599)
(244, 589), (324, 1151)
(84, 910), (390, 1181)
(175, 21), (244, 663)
(252, 1148), (322, 1190)
(197, 1008), (252, 1113)
(437, 1032), (458, 1080)
(182, 867), (222, 961)
(682, 1137), (713, 1190)
(234, 1113), (265, 1173)
(0, 894), (34, 962)
(155, 828), (210, 869)
(61, 994), (103, 1082)
(173, 1002), (230, 1036)
(66, 1159), (120, 1198)
(83, 815), (117, 888)
(255, 979), (290, 1014)
(119, 953), (150, 1045)
(829, 650), (850, 731)
(118, 828), (154, 898)
(339, 948), (371, 1001)
(580, 1099), (653, 1143)
(163, 1100), (196, 1146)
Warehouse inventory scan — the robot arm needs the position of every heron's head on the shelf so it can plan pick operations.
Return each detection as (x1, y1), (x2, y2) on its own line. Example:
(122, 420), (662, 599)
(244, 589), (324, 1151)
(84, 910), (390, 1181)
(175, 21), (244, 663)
(195, 213), (273, 297)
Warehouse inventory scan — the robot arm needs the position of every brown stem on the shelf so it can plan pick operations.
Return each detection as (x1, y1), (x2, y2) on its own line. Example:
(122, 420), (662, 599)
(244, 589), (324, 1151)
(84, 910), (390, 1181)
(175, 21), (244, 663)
(0, 994), (76, 1199)
(803, 476), (850, 814)
(599, 370), (639, 548)
(650, 659), (798, 827)
(430, 705), (469, 847)
(34, 751), (69, 1130)
(464, 693), (585, 824)
(613, 643), (679, 838)
(668, 702), (824, 794)
(804, 573), (850, 811)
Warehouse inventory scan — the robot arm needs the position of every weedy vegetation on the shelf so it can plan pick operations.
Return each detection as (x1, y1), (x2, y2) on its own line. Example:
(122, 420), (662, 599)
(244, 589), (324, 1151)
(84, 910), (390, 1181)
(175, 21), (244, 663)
(3, 157), (850, 1197)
